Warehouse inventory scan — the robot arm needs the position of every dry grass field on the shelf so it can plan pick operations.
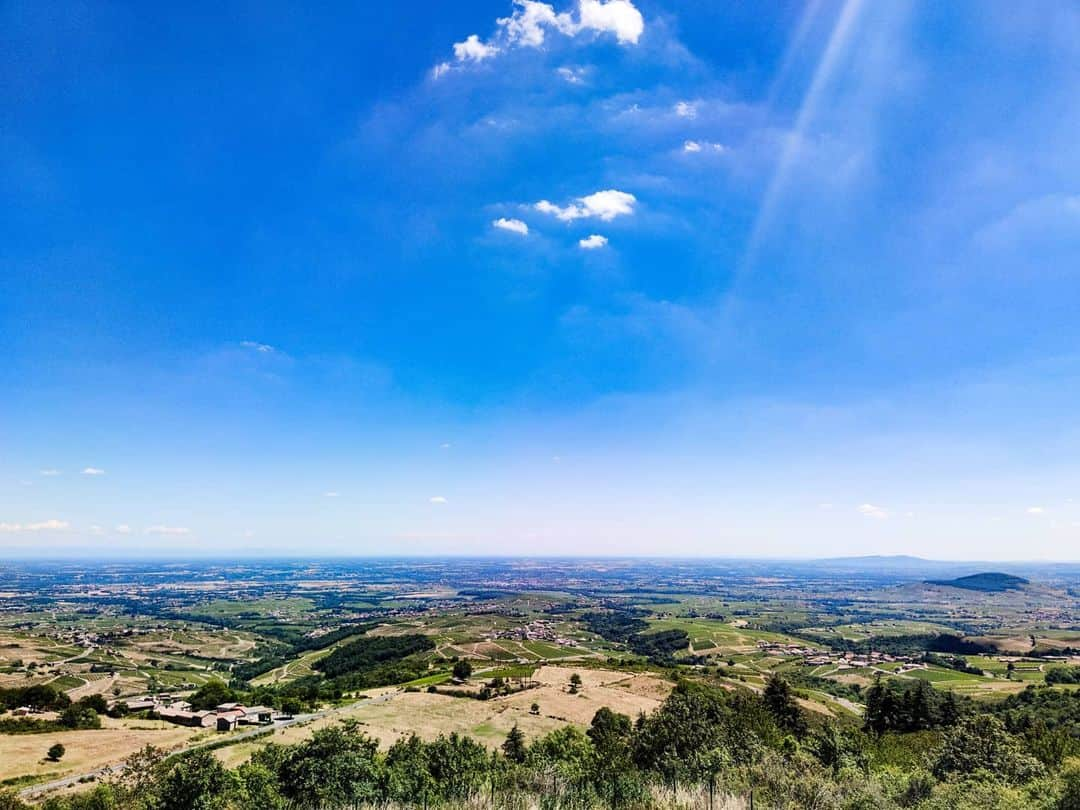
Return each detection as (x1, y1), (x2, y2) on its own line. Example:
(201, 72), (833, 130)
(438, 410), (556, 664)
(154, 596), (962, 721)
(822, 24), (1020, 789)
(0, 717), (212, 785)
(217, 666), (672, 768)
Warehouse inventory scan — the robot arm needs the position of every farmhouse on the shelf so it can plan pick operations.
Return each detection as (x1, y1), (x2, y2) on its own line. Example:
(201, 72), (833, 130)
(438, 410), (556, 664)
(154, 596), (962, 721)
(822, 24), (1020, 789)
(158, 708), (214, 728)
(241, 706), (274, 725)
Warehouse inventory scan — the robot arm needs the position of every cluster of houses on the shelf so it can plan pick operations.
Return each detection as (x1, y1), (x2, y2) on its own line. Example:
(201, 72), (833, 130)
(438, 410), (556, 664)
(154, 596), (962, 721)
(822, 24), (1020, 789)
(119, 695), (275, 731)
(756, 641), (924, 671)
(487, 619), (579, 647)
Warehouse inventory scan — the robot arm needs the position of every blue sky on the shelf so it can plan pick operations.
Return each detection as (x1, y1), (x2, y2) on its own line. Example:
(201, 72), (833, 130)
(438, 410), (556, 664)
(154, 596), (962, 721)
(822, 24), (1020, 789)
(3, 1), (1080, 559)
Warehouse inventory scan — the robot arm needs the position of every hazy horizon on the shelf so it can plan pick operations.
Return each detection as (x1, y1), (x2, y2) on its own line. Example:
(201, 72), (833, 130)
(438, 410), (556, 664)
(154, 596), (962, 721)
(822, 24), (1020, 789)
(5, 1), (1080, 559)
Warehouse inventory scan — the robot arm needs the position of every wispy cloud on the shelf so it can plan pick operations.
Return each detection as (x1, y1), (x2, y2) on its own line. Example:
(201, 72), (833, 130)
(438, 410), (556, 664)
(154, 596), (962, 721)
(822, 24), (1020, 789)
(146, 525), (191, 536)
(240, 340), (276, 353)
(682, 140), (726, 154)
(674, 100), (697, 119)
(324, 491), (341, 498)
(0, 519), (70, 533)
(493, 217), (530, 235)
(1026, 506), (1045, 515)
(115, 524), (132, 534)
(81, 467), (106, 476)
(535, 189), (636, 221)
(429, 496), (448, 504)
(857, 503), (888, 519)
(557, 66), (587, 84)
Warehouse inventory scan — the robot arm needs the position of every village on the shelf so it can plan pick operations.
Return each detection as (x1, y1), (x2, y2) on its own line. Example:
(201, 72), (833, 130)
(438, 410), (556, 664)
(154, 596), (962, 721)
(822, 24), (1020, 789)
(756, 640), (928, 673)
(485, 618), (580, 647)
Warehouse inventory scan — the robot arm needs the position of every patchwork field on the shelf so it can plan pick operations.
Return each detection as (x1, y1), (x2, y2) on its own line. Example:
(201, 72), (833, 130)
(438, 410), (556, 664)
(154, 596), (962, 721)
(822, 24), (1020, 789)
(644, 617), (809, 655)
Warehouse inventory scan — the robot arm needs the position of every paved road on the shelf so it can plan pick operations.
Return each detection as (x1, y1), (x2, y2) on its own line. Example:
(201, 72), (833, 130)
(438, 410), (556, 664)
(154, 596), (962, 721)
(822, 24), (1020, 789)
(19, 691), (401, 801)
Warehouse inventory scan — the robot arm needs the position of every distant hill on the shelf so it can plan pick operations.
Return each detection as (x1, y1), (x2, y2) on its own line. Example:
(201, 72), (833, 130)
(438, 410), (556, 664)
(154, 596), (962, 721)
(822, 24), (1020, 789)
(926, 572), (1030, 592)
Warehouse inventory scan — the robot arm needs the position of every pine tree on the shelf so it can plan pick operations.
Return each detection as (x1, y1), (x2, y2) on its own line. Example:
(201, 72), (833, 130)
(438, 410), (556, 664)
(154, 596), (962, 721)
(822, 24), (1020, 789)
(502, 725), (527, 763)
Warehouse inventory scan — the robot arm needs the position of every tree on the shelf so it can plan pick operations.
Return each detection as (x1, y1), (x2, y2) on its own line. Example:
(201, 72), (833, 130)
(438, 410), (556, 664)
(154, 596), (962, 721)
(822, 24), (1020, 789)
(530, 702), (540, 715)
(235, 761), (289, 810)
(452, 659), (473, 681)
(502, 724), (527, 764)
(529, 725), (594, 801)
(425, 733), (489, 802)
(385, 734), (435, 806)
(569, 673), (582, 687)
(763, 675), (806, 737)
(187, 680), (236, 712)
(107, 744), (167, 803)
(78, 694), (109, 714)
(47, 743), (65, 762)
(60, 705), (101, 730)
(275, 723), (383, 807)
(588, 708), (646, 807)
(1060, 761), (1080, 810)
(933, 714), (1042, 783)
(157, 749), (236, 810)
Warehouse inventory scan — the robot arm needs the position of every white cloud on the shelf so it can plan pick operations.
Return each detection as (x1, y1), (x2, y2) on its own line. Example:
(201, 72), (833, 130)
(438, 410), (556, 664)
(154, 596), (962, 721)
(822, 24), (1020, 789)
(324, 491), (340, 498)
(682, 140), (727, 155)
(115, 524), (131, 534)
(440, 442), (452, 449)
(535, 189), (636, 222)
(89, 525), (104, 535)
(577, 0), (644, 44)
(240, 340), (275, 353)
(430, 496), (448, 504)
(1027, 506), (1045, 515)
(81, 467), (106, 476)
(493, 217), (530, 235)
(438, 1), (644, 74)
(0, 519), (70, 533)
(498, 1), (574, 47)
(579, 234), (608, 249)
(857, 503), (888, 519)
(674, 100), (697, 118)
(146, 525), (190, 536)
(453, 34), (499, 62)
(39, 469), (60, 476)
(557, 66), (586, 84)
